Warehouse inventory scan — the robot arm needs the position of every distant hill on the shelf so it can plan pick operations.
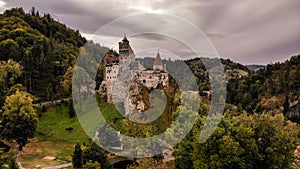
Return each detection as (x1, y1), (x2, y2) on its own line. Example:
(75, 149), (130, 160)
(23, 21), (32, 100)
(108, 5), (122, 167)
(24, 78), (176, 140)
(227, 55), (300, 123)
(246, 64), (266, 72)
(137, 57), (250, 94)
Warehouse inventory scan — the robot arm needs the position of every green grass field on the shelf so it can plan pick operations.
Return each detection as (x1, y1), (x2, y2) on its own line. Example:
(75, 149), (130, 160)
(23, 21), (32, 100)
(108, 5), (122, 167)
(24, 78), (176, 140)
(36, 106), (90, 144)
(19, 96), (173, 168)
(20, 104), (91, 167)
(20, 100), (123, 166)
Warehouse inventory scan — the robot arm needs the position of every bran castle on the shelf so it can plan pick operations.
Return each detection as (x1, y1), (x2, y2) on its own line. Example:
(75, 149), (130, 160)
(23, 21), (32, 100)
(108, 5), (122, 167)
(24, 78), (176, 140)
(99, 36), (169, 108)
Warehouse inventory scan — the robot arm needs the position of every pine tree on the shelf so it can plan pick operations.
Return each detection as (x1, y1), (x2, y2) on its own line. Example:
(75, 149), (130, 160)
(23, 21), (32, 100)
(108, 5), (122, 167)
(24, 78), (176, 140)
(7, 152), (19, 169)
(68, 101), (76, 118)
(82, 142), (110, 169)
(72, 143), (83, 169)
(283, 95), (289, 116)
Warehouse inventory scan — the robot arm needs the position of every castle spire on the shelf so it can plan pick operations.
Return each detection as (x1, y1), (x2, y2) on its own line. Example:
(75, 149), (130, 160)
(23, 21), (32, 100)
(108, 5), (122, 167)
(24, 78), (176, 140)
(153, 49), (163, 70)
(123, 33), (128, 41)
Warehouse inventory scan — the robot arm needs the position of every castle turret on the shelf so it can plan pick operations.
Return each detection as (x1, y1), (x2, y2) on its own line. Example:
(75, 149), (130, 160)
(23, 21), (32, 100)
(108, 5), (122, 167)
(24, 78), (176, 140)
(153, 50), (164, 71)
(119, 35), (135, 62)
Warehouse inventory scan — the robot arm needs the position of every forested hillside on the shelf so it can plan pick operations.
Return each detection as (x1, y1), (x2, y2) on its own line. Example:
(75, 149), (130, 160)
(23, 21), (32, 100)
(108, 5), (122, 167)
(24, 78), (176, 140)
(176, 56), (300, 123)
(0, 7), (108, 107)
(0, 7), (109, 168)
(227, 55), (300, 122)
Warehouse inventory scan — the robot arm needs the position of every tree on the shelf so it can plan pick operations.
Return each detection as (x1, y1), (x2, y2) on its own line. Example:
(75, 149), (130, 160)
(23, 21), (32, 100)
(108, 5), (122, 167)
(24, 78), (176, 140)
(283, 95), (289, 116)
(30, 7), (36, 16)
(173, 108), (203, 169)
(251, 113), (298, 168)
(0, 59), (23, 84)
(82, 142), (110, 169)
(6, 151), (18, 169)
(0, 151), (18, 169)
(84, 161), (101, 169)
(192, 113), (299, 169)
(72, 143), (83, 169)
(60, 66), (73, 96)
(3, 7), (25, 17)
(68, 100), (76, 118)
(0, 90), (38, 151)
(0, 59), (23, 108)
(174, 138), (194, 169)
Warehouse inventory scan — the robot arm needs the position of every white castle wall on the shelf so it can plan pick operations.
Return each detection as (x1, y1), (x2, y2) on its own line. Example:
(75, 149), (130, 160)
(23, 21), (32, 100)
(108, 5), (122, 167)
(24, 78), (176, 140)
(105, 64), (119, 81)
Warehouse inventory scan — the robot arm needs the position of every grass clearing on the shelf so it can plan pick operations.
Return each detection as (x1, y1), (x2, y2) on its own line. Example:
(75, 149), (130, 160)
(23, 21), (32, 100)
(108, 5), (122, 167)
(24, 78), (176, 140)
(20, 98), (172, 167)
(36, 105), (89, 144)
(19, 155), (65, 169)
(20, 100), (120, 166)
(20, 104), (91, 166)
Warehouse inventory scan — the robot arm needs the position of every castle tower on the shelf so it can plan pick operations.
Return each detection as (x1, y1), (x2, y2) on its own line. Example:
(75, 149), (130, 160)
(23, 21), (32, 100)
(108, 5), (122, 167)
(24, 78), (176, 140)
(103, 51), (119, 81)
(153, 49), (164, 71)
(119, 35), (135, 63)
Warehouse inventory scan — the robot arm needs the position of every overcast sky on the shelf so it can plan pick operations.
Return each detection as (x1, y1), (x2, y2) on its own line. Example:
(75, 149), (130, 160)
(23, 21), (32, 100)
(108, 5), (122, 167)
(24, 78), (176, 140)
(1, 0), (299, 64)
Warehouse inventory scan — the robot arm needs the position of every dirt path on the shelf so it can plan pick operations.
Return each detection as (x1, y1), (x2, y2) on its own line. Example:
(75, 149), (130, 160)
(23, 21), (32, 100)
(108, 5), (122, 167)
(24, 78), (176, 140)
(42, 163), (72, 169)
(33, 98), (71, 107)
(16, 155), (26, 169)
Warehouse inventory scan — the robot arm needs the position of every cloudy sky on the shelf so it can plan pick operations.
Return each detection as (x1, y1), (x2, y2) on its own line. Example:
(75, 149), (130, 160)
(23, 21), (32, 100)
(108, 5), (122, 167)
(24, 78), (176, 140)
(1, 0), (299, 64)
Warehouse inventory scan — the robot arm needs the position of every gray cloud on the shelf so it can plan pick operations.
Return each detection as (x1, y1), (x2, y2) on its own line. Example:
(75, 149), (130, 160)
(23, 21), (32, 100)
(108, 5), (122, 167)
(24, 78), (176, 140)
(131, 33), (169, 41)
(205, 32), (224, 39)
(1, 0), (300, 64)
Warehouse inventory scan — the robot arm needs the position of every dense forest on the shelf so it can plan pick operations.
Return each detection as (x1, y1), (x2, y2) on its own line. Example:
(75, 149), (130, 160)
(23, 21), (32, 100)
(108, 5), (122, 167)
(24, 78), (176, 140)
(0, 7), (109, 107)
(0, 7), (299, 169)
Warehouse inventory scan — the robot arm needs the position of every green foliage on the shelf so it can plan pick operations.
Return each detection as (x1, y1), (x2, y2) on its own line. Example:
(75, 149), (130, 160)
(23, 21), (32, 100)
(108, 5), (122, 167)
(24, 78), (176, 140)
(227, 55), (300, 114)
(60, 66), (73, 96)
(173, 115), (205, 169)
(68, 100), (76, 118)
(191, 113), (299, 169)
(0, 90), (38, 150)
(283, 95), (290, 116)
(0, 7), (109, 102)
(174, 137), (194, 169)
(41, 105), (47, 112)
(0, 59), (23, 107)
(97, 98), (174, 139)
(84, 161), (101, 169)
(82, 142), (110, 169)
(128, 158), (174, 169)
(72, 143), (83, 169)
(0, 151), (19, 169)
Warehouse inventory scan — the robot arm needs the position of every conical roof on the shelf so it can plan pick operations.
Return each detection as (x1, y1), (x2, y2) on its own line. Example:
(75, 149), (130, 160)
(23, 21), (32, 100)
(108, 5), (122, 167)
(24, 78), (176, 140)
(154, 50), (162, 66)
(122, 34), (128, 42)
